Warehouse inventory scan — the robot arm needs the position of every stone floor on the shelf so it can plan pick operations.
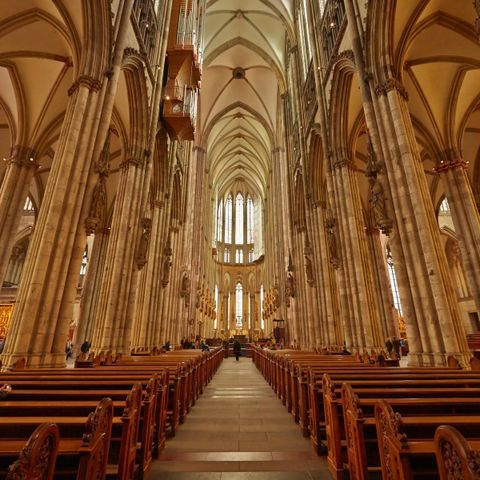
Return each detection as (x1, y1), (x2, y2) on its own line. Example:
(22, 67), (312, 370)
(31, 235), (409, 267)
(147, 357), (331, 480)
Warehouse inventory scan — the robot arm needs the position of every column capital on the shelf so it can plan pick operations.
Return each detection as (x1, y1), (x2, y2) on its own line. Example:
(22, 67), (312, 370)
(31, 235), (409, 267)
(435, 150), (469, 173)
(7, 145), (38, 169)
(193, 145), (206, 154)
(68, 74), (102, 96)
(120, 145), (148, 169)
(374, 77), (408, 101)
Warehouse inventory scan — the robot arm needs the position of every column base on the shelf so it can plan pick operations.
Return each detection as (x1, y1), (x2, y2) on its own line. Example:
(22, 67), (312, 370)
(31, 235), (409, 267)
(0, 352), (66, 370)
(407, 351), (471, 368)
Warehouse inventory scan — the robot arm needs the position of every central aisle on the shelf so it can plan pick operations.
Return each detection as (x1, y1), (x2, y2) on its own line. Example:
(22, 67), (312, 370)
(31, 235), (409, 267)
(147, 357), (330, 480)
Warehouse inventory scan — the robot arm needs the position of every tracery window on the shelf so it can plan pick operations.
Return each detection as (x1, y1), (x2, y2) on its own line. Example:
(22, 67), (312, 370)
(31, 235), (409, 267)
(235, 282), (243, 328)
(23, 197), (34, 213)
(215, 190), (260, 264)
(247, 195), (254, 244)
(235, 193), (244, 244)
(236, 249), (243, 264)
(216, 200), (223, 241)
(80, 248), (88, 276)
(439, 197), (450, 213)
(225, 194), (232, 244)
(386, 245), (403, 315)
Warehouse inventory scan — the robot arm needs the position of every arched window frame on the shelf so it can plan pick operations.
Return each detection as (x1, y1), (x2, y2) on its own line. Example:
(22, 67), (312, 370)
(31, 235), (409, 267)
(247, 195), (254, 244)
(216, 199), (223, 241)
(235, 192), (244, 244)
(225, 194), (233, 244)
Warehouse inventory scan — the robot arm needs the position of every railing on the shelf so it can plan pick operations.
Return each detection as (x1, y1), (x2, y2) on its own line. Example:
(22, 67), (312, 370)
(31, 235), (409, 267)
(164, 84), (198, 125)
(132, 0), (159, 68)
(320, 0), (346, 69)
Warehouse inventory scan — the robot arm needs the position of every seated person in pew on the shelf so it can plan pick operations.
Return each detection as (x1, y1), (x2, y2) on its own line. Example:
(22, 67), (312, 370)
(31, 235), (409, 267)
(0, 385), (11, 400)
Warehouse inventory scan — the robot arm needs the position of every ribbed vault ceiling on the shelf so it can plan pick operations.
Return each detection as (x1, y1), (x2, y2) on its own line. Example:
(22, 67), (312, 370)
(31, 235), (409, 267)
(200, 0), (293, 200)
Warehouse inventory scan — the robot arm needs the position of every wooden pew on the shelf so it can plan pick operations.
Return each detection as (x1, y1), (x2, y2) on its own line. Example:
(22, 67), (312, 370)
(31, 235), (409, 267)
(375, 400), (480, 480)
(434, 425), (480, 480)
(322, 374), (480, 479)
(0, 398), (113, 480)
(0, 384), (141, 480)
(6, 423), (59, 480)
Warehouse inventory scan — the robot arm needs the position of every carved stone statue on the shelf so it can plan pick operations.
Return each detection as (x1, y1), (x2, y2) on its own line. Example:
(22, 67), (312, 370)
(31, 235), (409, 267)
(368, 176), (392, 234)
(305, 254), (314, 286)
(180, 270), (191, 307)
(325, 218), (340, 268)
(85, 178), (107, 235)
(135, 218), (152, 269)
(285, 264), (295, 308)
(161, 245), (173, 287)
(85, 133), (110, 235)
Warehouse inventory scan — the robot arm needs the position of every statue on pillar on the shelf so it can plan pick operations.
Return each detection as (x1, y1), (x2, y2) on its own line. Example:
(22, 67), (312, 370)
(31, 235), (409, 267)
(161, 242), (173, 287)
(367, 176), (392, 235)
(305, 254), (315, 286)
(325, 217), (340, 268)
(180, 270), (191, 307)
(135, 218), (152, 269)
(366, 139), (392, 235)
(84, 132), (110, 235)
(285, 253), (295, 307)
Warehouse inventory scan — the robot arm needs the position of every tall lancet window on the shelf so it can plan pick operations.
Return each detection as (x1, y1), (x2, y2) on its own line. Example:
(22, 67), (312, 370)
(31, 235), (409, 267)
(235, 282), (243, 328)
(235, 193), (244, 244)
(247, 195), (254, 244)
(386, 245), (403, 315)
(216, 200), (223, 241)
(225, 194), (233, 244)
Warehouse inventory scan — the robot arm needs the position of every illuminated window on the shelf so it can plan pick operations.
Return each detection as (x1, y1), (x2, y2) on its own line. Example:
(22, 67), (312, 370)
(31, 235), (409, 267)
(225, 194), (232, 243)
(79, 248), (88, 275)
(386, 245), (403, 315)
(216, 200), (223, 241)
(24, 197), (34, 212)
(224, 248), (230, 263)
(236, 249), (243, 264)
(249, 248), (254, 263)
(247, 195), (254, 243)
(235, 193), (244, 244)
(439, 197), (450, 213)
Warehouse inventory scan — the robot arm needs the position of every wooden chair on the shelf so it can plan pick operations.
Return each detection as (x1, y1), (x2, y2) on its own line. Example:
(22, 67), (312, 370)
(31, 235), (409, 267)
(6, 423), (59, 480)
(435, 425), (480, 480)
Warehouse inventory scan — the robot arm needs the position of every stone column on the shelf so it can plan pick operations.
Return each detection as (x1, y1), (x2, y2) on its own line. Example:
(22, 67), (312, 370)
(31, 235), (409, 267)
(332, 158), (384, 351)
(74, 229), (110, 354)
(0, 0), (135, 369)
(373, 81), (470, 366)
(0, 146), (37, 286)
(437, 153), (480, 314)
(365, 227), (398, 340)
(91, 148), (149, 354)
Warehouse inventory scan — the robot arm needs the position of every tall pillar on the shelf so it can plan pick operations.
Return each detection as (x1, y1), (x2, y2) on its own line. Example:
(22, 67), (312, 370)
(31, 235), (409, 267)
(91, 148), (149, 354)
(365, 227), (398, 340)
(330, 157), (384, 351)
(437, 152), (480, 314)
(75, 229), (110, 354)
(0, 146), (37, 286)
(0, 0), (135, 369)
